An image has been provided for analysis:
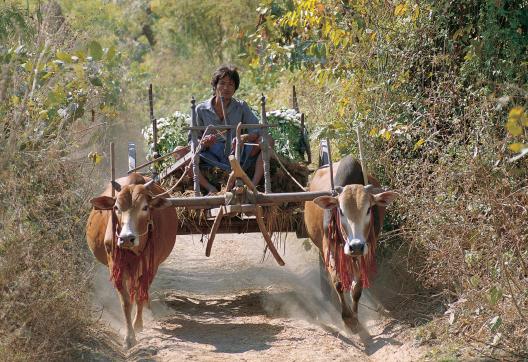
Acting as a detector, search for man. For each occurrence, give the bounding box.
[192,65,264,193]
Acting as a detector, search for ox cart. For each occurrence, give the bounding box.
[92,85,389,349]
[117,85,338,267]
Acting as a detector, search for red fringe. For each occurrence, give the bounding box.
[325,208,377,291]
[110,211,155,303]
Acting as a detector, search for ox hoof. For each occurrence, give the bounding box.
[134,322,143,333]
[343,316,359,331]
[124,335,137,350]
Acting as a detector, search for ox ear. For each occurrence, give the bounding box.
[313,196,339,210]
[372,191,398,207]
[148,196,172,209]
[90,196,115,210]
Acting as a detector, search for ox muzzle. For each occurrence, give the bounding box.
[344,238,366,256]
[117,231,137,249]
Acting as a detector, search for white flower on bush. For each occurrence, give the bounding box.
[142,111,191,161]
[142,108,306,164]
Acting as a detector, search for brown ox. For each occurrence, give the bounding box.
[304,156,397,328]
[86,173,176,348]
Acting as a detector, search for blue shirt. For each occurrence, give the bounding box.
[194,96,260,140]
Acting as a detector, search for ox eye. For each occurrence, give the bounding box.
[366,207,371,216]
[142,205,148,211]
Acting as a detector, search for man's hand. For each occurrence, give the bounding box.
[240,133,259,143]
[201,134,216,147]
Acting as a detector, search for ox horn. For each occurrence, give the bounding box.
[364,184,383,194]
[111,181,122,192]
[144,179,155,189]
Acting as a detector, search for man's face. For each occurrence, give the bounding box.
[215,75,236,101]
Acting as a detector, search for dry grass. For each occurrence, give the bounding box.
[374,125,528,358]
[0,4,123,360]
[0,146,120,361]
[293,71,528,357]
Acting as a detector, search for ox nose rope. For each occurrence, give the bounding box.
[113,212,153,248]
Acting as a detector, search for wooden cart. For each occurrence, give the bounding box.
[120,86,334,267]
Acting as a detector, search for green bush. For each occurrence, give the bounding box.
[252,0,528,357]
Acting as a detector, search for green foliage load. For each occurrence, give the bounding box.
[142,111,190,159]
[266,108,305,162]
[142,108,306,164]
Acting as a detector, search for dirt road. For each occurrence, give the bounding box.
[93,232,428,361]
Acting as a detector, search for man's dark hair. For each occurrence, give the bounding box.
[211,65,240,93]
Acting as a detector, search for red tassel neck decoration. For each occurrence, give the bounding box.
[110,210,155,303]
[324,207,377,292]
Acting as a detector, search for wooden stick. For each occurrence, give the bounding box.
[255,205,285,266]
[149,84,157,156]
[292,85,299,112]
[300,113,312,164]
[165,190,335,208]
[228,156,258,194]
[260,94,271,193]
[205,206,225,257]
[110,142,115,198]
[235,122,242,162]
[186,124,272,131]
[356,125,369,185]
[190,96,201,196]
[326,139,335,193]
[127,148,184,174]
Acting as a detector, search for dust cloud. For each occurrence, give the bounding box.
[148,231,386,335]
[91,264,126,335]
[91,262,173,339]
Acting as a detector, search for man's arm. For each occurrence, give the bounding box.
[189,107,216,147]
[241,101,260,138]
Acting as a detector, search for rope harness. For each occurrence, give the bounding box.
[325,207,377,292]
[110,209,155,303]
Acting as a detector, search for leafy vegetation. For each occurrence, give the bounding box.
[266,109,306,161]
[1,0,526,359]
[0,1,123,360]
[251,0,528,358]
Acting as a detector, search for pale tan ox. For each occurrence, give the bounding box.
[86,173,176,348]
[304,156,397,328]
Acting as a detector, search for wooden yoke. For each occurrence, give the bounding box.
[205,155,285,266]
[228,154,258,194]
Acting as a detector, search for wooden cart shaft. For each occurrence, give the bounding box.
[165,190,333,208]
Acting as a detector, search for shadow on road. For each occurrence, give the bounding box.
[154,319,282,353]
